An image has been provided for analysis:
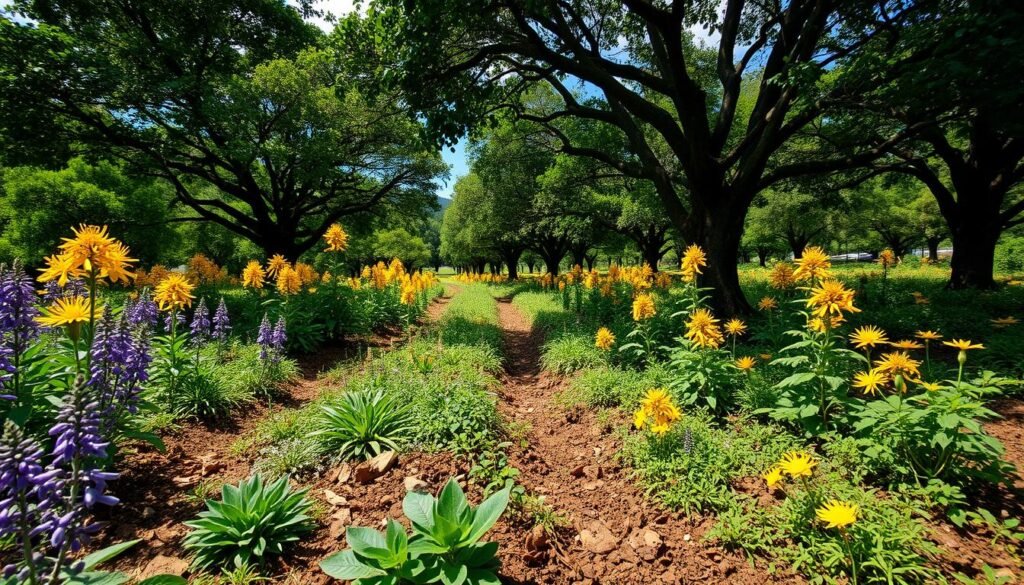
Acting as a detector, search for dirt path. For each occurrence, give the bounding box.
[490,298,794,584]
[102,291,455,581]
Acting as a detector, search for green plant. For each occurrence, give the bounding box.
[251,437,321,478]
[320,478,510,585]
[953,564,1013,585]
[965,508,1023,552]
[218,562,271,585]
[170,368,244,420]
[539,334,605,375]
[315,388,414,461]
[183,474,314,571]
[184,479,224,507]
[667,338,743,414]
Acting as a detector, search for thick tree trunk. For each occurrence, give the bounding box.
[639,241,666,272]
[949,220,999,289]
[687,197,752,315]
[585,254,597,271]
[542,254,561,276]
[756,246,769,267]
[500,247,523,280]
[526,260,536,274]
[926,238,941,262]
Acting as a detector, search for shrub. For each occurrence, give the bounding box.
[995,235,1024,274]
[213,343,298,398]
[171,368,246,420]
[315,389,414,461]
[184,474,314,571]
[320,478,509,585]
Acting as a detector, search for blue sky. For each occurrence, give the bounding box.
[439,139,468,200]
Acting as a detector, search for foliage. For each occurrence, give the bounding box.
[539,334,606,375]
[315,389,414,461]
[183,475,314,571]
[320,478,509,585]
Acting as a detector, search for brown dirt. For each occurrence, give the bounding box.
[485,297,799,584]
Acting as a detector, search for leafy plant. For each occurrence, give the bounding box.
[183,474,314,571]
[320,478,510,585]
[315,388,414,461]
[539,334,605,375]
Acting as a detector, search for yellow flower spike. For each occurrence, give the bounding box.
[153,273,195,312]
[632,293,656,322]
[680,244,707,282]
[757,296,779,311]
[685,308,724,349]
[779,451,817,478]
[816,500,858,529]
[266,254,289,277]
[763,466,784,488]
[849,325,888,350]
[877,249,897,269]
[914,330,942,341]
[852,369,889,396]
[735,356,756,371]
[793,246,832,282]
[595,327,615,350]
[241,260,266,289]
[275,266,302,296]
[635,388,681,435]
[38,224,136,286]
[768,262,796,290]
[323,223,349,252]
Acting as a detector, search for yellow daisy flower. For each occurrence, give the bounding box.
[816,500,858,529]
[852,369,889,396]
[849,325,888,350]
[779,451,817,478]
[595,327,616,350]
[793,246,832,281]
[685,308,724,349]
[323,223,349,252]
[153,273,195,312]
[37,296,94,328]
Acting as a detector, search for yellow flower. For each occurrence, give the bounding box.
[323,223,349,252]
[241,260,266,289]
[759,353,773,361]
[768,262,796,289]
[266,254,289,277]
[942,339,984,351]
[889,339,924,350]
[806,279,859,320]
[680,244,707,282]
[915,330,942,341]
[763,466,784,488]
[685,308,724,349]
[918,381,943,392]
[852,369,889,396]
[36,296,94,328]
[911,291,930,305]
[735,356,756,371]
[276,266,302,296]
[875,351,922,381]
[632,293,656,321]
[595,327,616,350]
[724,318,747,336]
[991,316,1018,328]
[153,273,195,312]
[758,296,779,311]
[793,246,832,281]
[816,500,858,529]
[877,249,897,269]
[779,451,817,478]
[38,224,136,285]
[294,263,318,285]
[850,325,888,350]
[636,388,682,435]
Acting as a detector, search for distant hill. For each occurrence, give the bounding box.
[435,195,452,217]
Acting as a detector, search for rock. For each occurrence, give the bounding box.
[580,521,618,554]
[642,529,662,549]
[171,475,196,487]
[683,533,691,542]
[404,476,430,494]
[139,555,188,580]
[353,451,398,484]
[329,508,352,539]
[323,489,347,507]
[582,480,604,491]
[141,506,155,519]
[335,464,352,484]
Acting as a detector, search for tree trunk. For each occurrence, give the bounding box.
[756,246,769,267]
[639,241,666,272]
[542,254,561,276]
[687,197,752,315]
[526,260,536,274]
[926,238,941,262]
[949,220,999,288]
[585,254,597,271]
[500,248,523,280]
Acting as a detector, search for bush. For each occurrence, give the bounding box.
[563,365,673,408]
[184,474,314,571]
[995,235,1024,274]
[170,367,246,420]
[213,343,298,398]
[315,389,414,461]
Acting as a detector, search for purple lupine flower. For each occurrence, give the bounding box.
[257,314,273,361]
[126,291,159,330]
[0,261,41,381]
[49,378,109,465]
[0,420,50,580]
[65,279,88,298]
[41,280,63,304]
[90,312,149,436]
[190,298,211,343]
[271,317,287,351]
[164,310,185,333]
[212,298,230,342]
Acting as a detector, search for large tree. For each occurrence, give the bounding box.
[0,1,445,259]
[374,0,921,312]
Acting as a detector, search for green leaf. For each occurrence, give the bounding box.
[404,491,436,532]
[320,550,383,580]
[136,577,188,585]
[80,539,141,570]
[463,488,509,545]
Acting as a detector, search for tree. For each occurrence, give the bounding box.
[838,0,1024,287]
[745,187,833,259]
[376,0,920,312]
[0,158,175,265]
[440,174,496,273]
[0,2,445,259]
[372,227,432,270]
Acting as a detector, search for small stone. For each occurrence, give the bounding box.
[171,475,196,487]
[580,521,618,554]
[335,464,352,484]
[353,451,399,484]
[323,489,347,507]
[141,506,155,519]
[404,476,430,494]
[683,533,691,542]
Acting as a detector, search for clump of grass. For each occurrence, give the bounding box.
[540,334,606,375]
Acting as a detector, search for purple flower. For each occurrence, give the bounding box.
[50,378,109,465]
[272,317,287,351]
[126,291,158,330]
[0,261,41,382]
[164,311,185,333]
[41,280,63,304]
[190,298,211,343]
[257,314,273,361]
[90,312,150,436]
[212,298,230,342]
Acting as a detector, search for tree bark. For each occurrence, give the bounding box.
[687,196,753,315]
[756,246,769,267]
[949,216,999,288]
[926,237,941,262]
